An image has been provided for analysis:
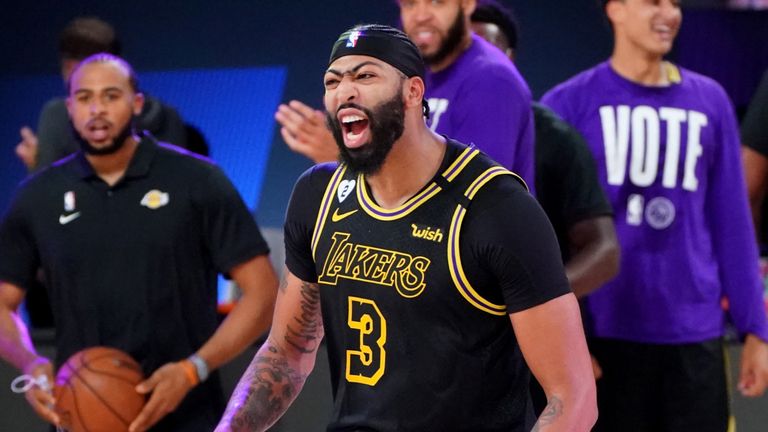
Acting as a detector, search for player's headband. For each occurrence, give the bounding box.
[329,24,425,80]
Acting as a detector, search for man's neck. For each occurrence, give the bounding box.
[365,122,446,209]
[610,43,668,86]
[428,32,474,74]
[85,136,140,186]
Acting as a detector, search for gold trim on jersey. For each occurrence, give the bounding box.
[312,164,348,259]
[356,146,478,221]
[448,166,519,316]
[442,147,479,181]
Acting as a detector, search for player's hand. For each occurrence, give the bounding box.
[738,333,768,397]
[15,126,39,170]
[129,361,194,432]
[22,356,59,426]
[590,354,603,380]
[275,100,339,164]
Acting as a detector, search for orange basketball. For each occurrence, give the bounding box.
[54,346,146,432]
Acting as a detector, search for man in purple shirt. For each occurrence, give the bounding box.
[542,1,768,431]
[275,0,535,190]
[399,0,534,188]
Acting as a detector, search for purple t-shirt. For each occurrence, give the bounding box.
[542,61,768,344]
[425,34,535,191]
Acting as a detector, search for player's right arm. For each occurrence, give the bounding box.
[215,269,324,432]
[0,281,59,425]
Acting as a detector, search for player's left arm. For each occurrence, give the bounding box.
[129,258,278,432]
[511,294,597,431]
[705,86,768,397]
[129,165,280,432]
[470,177,596,429]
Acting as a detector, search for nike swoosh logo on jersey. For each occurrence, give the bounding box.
[331,208,358,223]
[59,212,81,225]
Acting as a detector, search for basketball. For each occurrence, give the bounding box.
[53,347,146,432]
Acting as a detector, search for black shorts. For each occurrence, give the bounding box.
[589,337,731,432]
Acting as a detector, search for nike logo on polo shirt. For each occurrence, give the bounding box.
[59,212,81,225]
[331,208,358,223]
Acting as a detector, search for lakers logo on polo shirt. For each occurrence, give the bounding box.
[141,189,170,209]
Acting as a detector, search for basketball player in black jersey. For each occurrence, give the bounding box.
[216,24,596,432]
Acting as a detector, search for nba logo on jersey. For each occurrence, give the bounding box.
[346,30,361,48]
[64,191,76,212]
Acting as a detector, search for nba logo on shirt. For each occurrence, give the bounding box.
[64,191,76,212]
[627,194,644,226]
[346,30,361,48]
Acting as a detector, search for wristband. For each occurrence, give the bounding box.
[179,360,199,386]
[187,354,209,383]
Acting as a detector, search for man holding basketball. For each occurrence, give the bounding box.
[0,54,278,431]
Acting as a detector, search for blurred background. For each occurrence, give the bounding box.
[1,0,766,430]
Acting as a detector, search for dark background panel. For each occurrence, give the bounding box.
[1,1,764,226]
[0,0,610,227]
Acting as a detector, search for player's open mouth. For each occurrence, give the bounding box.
[87,119,112,142]
[411,28,436,47]
[339,111,370,149]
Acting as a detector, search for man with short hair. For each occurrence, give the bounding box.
[542,1,768,430]
[16,17,187,172]
[216,24,596,432]
[0,53,278,432]
[276,0,534,191]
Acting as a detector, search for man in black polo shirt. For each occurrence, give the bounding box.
[0,54,278,432]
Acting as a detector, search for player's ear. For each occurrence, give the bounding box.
[404,76,425,112]
[132,92,145,116]
[605,0,625,27]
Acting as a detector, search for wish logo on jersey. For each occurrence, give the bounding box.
[319,232,431,298]
[411,223,443,242]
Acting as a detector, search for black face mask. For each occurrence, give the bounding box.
[70,116,137,156]
[327,92,405,176]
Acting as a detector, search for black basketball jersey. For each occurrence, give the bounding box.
[308,141,533,431]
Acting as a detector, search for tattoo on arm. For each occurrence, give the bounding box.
[227,343,306,431]
[531,396,563,432]
[285,281,322,354]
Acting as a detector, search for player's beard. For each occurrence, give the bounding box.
[327,93,405,176]
[422,7,466,67]
[71,117,136,156]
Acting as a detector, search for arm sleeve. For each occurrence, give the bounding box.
[284,165,334,283]
[451,68,536,191]
[463,177,571,313]
[0,189,40,290]
[195,164,269,275]
[707,86,768,342]
[741,71,768,155]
